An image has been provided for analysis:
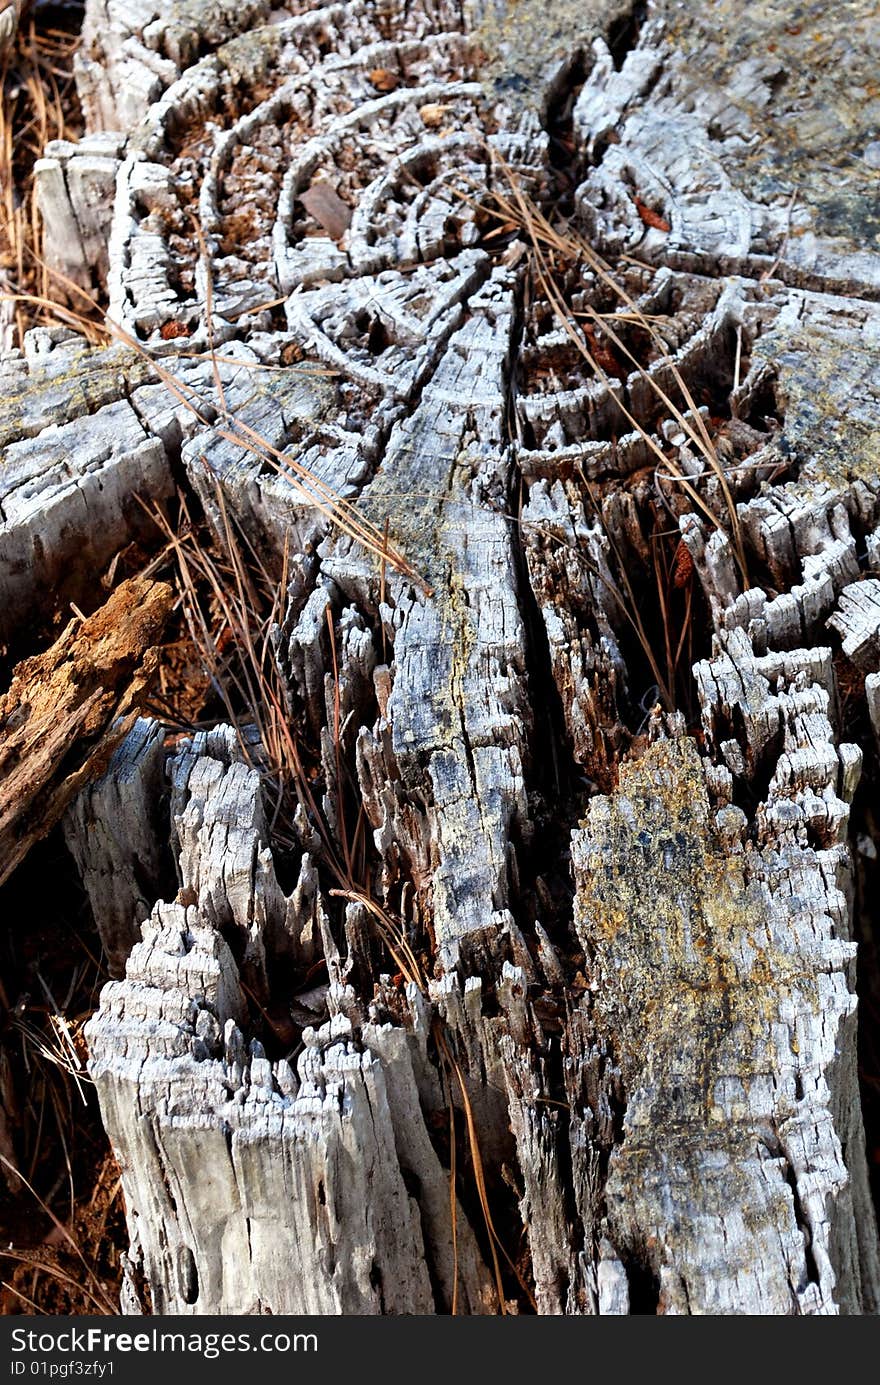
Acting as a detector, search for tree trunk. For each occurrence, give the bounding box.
[4,0,880,1314]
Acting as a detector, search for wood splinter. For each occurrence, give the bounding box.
[0,575,173,889]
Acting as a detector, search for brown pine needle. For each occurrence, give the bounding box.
[0,1156,117,1314]
[0,265,431,594]
[448,1093,460,1316]
[148,487,531,1314]
[462,151,751,588]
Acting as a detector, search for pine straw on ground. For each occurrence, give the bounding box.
[0,2,85,350]
[0,832,124,1315]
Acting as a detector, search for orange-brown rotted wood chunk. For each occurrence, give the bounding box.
[0,575,173,888]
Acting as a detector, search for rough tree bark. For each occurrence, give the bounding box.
[3,0,880,1314]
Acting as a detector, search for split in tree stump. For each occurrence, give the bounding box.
[2,0,880,1315]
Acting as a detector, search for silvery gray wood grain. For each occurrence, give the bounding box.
[12,0,880,1315]
[62,717,167,976]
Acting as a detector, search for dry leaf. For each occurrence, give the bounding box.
[369,68,399,92]
[634,196,671,232]
[419,103,452,128]
[672,542,694,589]
[300,182,353,241]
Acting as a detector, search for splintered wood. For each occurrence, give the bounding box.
[0,577,173,888]
[3,0,880,1315]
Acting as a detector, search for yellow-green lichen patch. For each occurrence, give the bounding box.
[574,736,819,1125]
[571,734,853,1303]
[0,345,153,455]
[470,0,632,110]
[663,0,880,256]
[751,308,880,493]
[443,558,478,714]
[358,434,455,598]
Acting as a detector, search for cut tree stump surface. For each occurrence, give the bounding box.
[3,0,880,1314]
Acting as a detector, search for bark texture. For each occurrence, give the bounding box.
[4,0,880,1315]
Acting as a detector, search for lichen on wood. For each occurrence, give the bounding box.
[3,0,880,1316]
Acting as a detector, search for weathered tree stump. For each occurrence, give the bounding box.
[4,0,880,1314]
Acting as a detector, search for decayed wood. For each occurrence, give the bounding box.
[34,134,124,295]
[0,1,23,60]
[573,717,874,1313]
[3,0,880,1316]
[0,575,172,888]
[62,716,168,976]
[0,333,169,643]
[74,0,275,133]
[0,330,279,644]
[829,582,880,672]
[86,725,496,1314]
